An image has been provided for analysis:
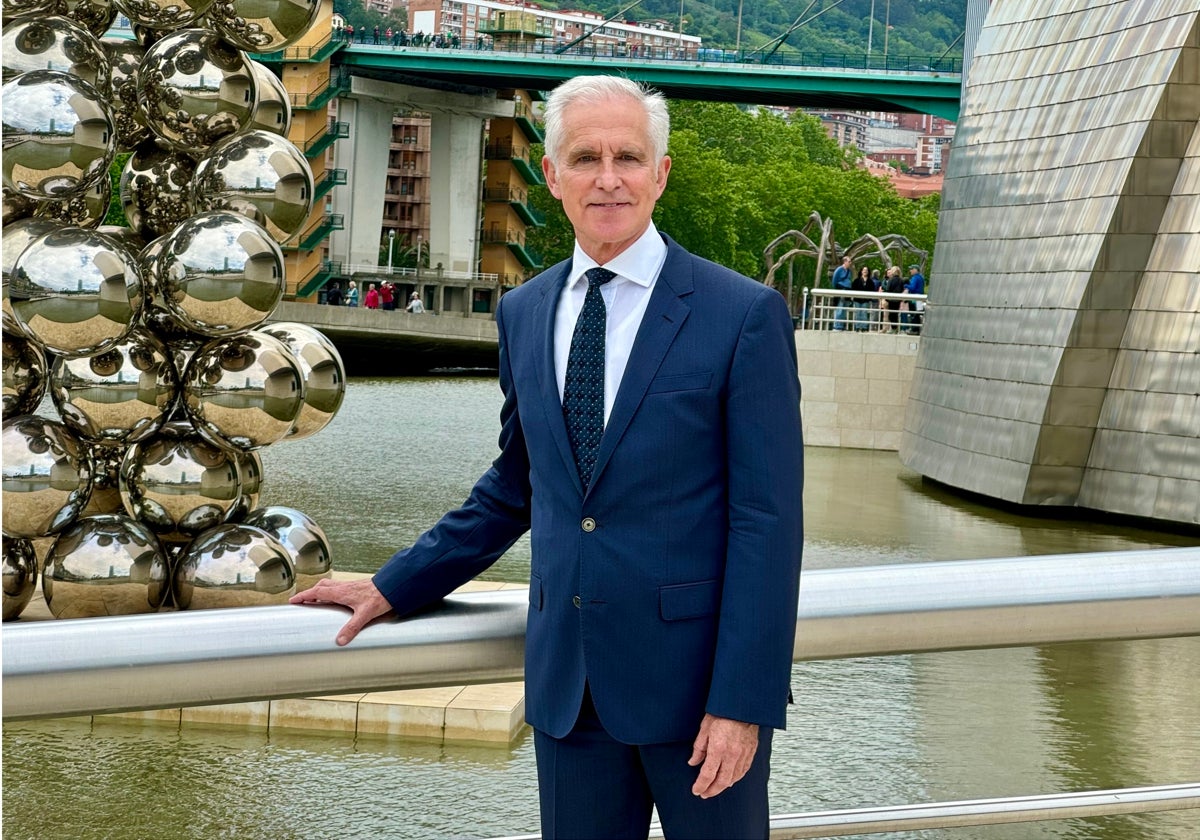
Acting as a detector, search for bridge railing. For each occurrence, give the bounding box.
[800,287,927,333]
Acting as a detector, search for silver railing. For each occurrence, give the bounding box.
[800,287,928,332]
[341,263,502,284]
[5,548,1199,836]
[5,547,1199,720]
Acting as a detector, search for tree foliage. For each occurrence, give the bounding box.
[526,100,939,288]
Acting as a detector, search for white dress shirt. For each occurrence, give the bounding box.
[554,224,668,425]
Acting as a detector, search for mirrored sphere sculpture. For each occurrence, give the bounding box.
[3,217,61,337]
[1,0,118,38]
[191,130,313,245]
[247,60,291,137]
[2,329,48,416]
[8,226,143,357]
[183,331,304,450]
[3,185,38,226]
[120,141,198,239]
[3,536,39,620]
[159,210,284,336]
[1,70,115,199]
[137,235,205,348]
[42,513,169,617]
[175,522,294,609]
[101,36,150,149]
[80,441,127,516]
[50,330,177,444]
[113,0,216,30]
[257,322,345,440]
[206,0,322,52]
[32,173,111,228]
[2,415,92,538]
[1,15,111,91]
[137,28,257,153]
[226,447,262,520]
[241,505,330,590]
[119,420,242,545]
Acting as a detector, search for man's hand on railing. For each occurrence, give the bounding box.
[290,577,394,646]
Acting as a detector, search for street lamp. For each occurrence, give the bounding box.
[387,229,395,274]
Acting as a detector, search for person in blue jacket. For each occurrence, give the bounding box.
[292,75,804,840]
[903,264,926,333]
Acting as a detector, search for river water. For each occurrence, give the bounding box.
[4,377,1198,840]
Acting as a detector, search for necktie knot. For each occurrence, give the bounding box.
[585,267,616,289]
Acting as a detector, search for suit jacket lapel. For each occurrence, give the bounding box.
[532,261,584,494]
[589,240,693,493]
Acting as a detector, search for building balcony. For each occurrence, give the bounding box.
[511,101,544,144]
[482,186,545,227]
[287,213,344,252]
[483,142,544,185]
[313,168,347,202]
[251,30,345,64]
[289,69,349,111]
[303,120,349,159]
[481,228,542,270]
[295,259,343,299]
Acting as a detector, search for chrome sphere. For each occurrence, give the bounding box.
[247,60,291,137]
[137,29,257,153]
[120,141,197,239]
[159,210,284,336]
[2,536,39,620]
[42,513,169,617]
[118,420,242,545]
[3,217,61,338]
[175,522,294,609]
[8,226,143,358]
[0,0,118,38]
[80,441,127,516]
[256,322,345,440]
[241,505,330,590]
[206,0,321,52]
[1,70,115,200]
[183,331,304,450]
[1,15,111,91]
[137,235,205,347]
[113,0,216,30]
[191,130,313,245]
[226,447,262,520]
[1,415,92,538]
[32,172,111,228]
[2,329,48,416]
[49,330,177,445]
[3,185,37,226]
[101,37,150,149]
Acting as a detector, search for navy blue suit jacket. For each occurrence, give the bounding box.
[374,235,804,744]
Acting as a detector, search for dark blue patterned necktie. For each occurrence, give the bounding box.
[563,267,616,491]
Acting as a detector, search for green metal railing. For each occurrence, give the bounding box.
[287,213,344,251]
[303,120,349,159]
[252,29,345,64]
[313,168,347,202]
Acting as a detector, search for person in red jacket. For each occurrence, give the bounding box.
[364,283,380,309]
[380,281,395,311]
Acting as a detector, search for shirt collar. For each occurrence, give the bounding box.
[567,223,666,292]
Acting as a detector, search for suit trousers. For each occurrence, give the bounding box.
[534,686,773,840]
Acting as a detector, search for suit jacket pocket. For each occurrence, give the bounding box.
[659,579,721,621]
[529,573,543,611]
[646,371,712,395]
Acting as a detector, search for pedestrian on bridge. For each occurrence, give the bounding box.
[293,74,803,840]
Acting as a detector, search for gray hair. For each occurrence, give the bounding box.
[542,75,670,166]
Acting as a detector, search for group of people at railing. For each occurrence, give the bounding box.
[340,24,465,49]
[322,279,427,313]
[807,256,926,333]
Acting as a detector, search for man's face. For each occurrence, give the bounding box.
[543,95,671,264]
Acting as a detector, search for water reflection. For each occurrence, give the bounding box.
[4,377,1197,840]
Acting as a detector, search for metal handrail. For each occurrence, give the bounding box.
[490,784,1200,839]
[5,548,1199,720]
[801,287,928,331]
[342,263,500,284]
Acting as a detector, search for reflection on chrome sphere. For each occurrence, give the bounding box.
[175,523,294,609]
[191,130,314,245]
[247,60,290,137]
[114,0,216,30]
[49,330,177,445]
[8,226,143,357]
[137,29,257,153]
[101,36,149,148]
[80,441,127,516]
[1,15,111,91]
[2,0,119,38]
[137,235,206,348]
[3,185,37,226]
[256,322,345,440]
[2,70,114,200]
[43,513,169,617]
[33,173,111,228]
[1,415,92,538]
[120,141,198,239]
[225,447,262,521]
[2,329,48,416]
[3,217,62,339]
[118,420,242,544]
[3,536,39,620]
[242,505,331,590]
[206,0,321,52]
[184,331,304,450]
[159,210,284,336]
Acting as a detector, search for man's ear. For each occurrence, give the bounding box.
[543,156,562,199]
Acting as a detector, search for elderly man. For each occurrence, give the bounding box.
[292,75,804,839]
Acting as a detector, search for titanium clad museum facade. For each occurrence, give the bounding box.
[900,0,1200,527]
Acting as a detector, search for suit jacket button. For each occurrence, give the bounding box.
[572,595,582,608]
[581,517,596,532]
